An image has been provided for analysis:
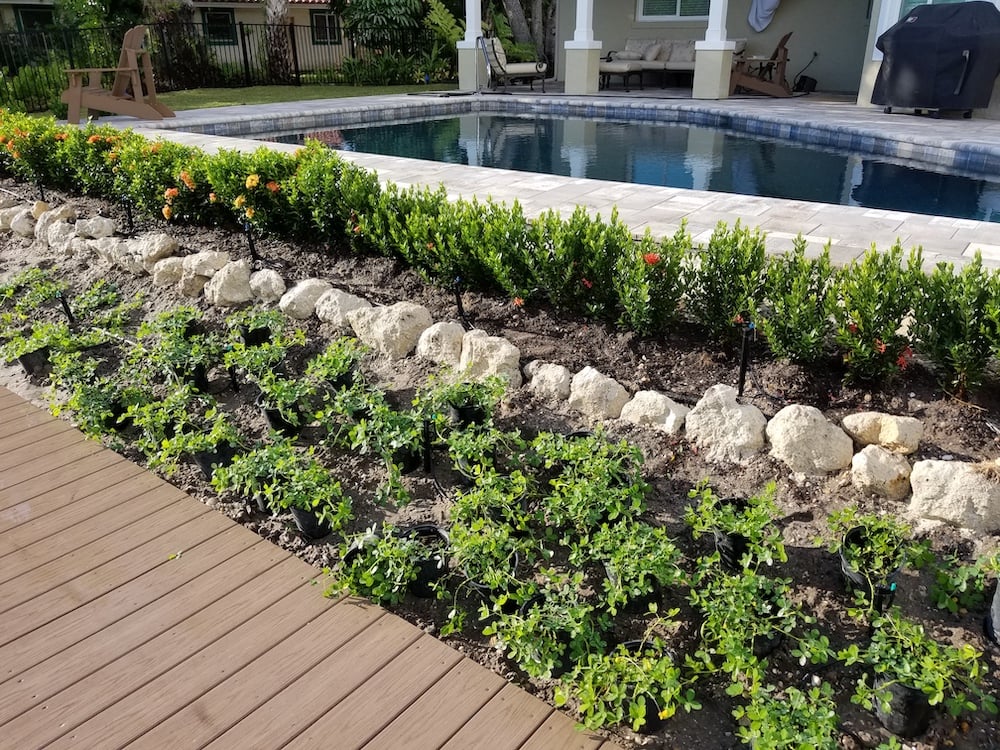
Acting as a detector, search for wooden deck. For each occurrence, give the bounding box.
[0,386,618,749]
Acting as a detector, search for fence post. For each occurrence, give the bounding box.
[62,28,77,70]
[288,23,301,86]
[239,22,252,86]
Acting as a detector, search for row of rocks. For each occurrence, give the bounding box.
[5,201,999,535]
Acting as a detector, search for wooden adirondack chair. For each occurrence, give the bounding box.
[730,31,794,98]
[61,25,175,124]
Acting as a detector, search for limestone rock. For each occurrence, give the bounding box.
[182,251,229,278]
[316,288,372,331]
[152,257,185,287]
[75,215,116,239]
[909,459,1000,533]
[34,204,76,244]
[567,366,628,420]
[348,301,433,360]
[279,278,333,320]
[91,237,120,265]
[416,321,465,366]
[459,329,523,387]
[767,404,854,475]
[851,445,912,500]
[110,240,144,275]
[249,269,286,304]
[31,201,49,220]
[47,221,77,256]
[686,384,767,464]
[842,411,923,454]
[204,260,253,307]
[0,206,24,230]
[133,233,180,272]
[10,209,35,238]
[620,391,690,435]
[0,195,19,209]
[178,273,209,297]
[528,362,572,402]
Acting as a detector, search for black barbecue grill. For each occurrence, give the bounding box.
[872,1,1000,117]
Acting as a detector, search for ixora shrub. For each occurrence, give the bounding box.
[910,252,1000,398]
[613,225,688,336]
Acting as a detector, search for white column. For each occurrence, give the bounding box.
[704,0,729,43]
[457,0,484,91]
[693,0,735,99]
[573,0,595,42]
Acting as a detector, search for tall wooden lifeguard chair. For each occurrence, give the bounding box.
[61,25,175,124]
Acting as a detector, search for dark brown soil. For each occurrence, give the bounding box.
[3,183,1000,750]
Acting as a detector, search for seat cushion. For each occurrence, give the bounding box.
[600,61,642,73]
[669,40,696,63]
[614,50,643,61]
[504,62,546,76]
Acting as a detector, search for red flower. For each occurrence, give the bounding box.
[847,323,859,334]
[643,252,661,265]
[581,277,593,289]
[266,180,280,193]
[874,339,887,354]
[897,345,913,369]
[512,297,524,308]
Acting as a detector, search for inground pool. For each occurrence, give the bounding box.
[265,113,1000,223]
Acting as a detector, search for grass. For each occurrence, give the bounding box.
[157,83,459,111]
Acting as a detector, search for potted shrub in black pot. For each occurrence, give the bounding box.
[415,371,507,433]
[733,681,840,749]
[838,607,996,738]
[255,371,314,437]
[304,335,367,394]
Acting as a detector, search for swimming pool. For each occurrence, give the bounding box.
[268,113,1000,223]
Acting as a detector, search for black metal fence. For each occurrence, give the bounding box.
[0,22,444,113]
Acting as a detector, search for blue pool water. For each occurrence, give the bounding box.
[271,114,1000,223]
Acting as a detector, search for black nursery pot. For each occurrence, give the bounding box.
[711,496,752,572]
[17,346,50,379]
[447,401,487,428]
[398,524,450,598]
[240,325,272,347]
[392,444,425,475]
[257,395,303,438]
[840,527,901,613]
[290,506,332,540]
[620,640,671,734]
[874,679,934,738]
[983,581,1000,646]
[191,441,238,480]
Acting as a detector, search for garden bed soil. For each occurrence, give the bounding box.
[3,183,1000,750]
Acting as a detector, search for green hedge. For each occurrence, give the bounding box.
[2,110,999,394]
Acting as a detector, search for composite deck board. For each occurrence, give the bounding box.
[440,683,555,750]
[0,524,258,683]
[0,448,132,510]
[358,658,507,750]
[0,488,197,612]
[124,598,386,748]
[0,539,283,722]
[0,474,181,571]
[519,713,609,749]
[44,577,335,749]
[0,386,621,750]
[204,615,425,749]
[286,634,466,749]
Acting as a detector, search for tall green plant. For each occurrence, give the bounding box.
[829,242,923,383]
[683,221,767,343]
[756,239,835,364]
[613,226,687,336]
[910,252,1000,398]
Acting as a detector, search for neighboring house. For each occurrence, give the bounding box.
[456,0,1000,117]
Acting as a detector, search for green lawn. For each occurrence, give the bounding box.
[157,83,459,111]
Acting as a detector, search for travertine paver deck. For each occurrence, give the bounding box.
[0,386,616,749]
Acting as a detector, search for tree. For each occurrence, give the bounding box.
[265,0,293,83]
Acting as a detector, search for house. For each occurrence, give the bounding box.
[456,0,1000,118]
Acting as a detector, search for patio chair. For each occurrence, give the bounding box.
[61,25,175,124]
[478,36,548,92]
[729,31,793,98]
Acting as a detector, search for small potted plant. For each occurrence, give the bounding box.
[256,371,315,436]
[733,681,840,749]
[826,507,921,613]
[132,306,224,391]
[162,406,244,479]
[415,370,507,432]
[304,335,367,393]
[333,522,445,604]
[223,307,306,385]
[556,628,699,733]
[685,480,787,571]
[447,516,530,609]
[444,423,526,486]
[838,607,997,738]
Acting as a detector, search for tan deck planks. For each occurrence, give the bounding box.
[0,385,621,750]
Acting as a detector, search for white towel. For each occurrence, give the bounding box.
[749,0,781,32]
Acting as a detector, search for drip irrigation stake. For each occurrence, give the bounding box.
[453,277,473,330]
[736,314,753,397]
[422,419,433,473]
[36,180,46,202]
[121,198,135,235]
[56,291,77,328]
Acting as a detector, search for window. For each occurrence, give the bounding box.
[898,0,966,19]
[636,0,710,21]
[202,9,237,45]
[310,11,341,45]
[15,6,54,30]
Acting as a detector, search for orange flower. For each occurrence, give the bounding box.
[150,143,161,154]
[643,252,661,265]
[426,242,435,250]
[896,345,913,369]
[244,207,255,220]
[164,187,180,200]
[53,132,67,141]
[11,151,19,159]
[108,151,118,161]
[245,173,260,189]
[233,195,246,208]
[209,192,217,203]
[179,171,195,190]
[87,134,101,144]
[512,297,524,308]
[0,136,6,144]
[265,180,279,193]
[352,224,361,234]
[874,339,887,354]
[162,205,172,220]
